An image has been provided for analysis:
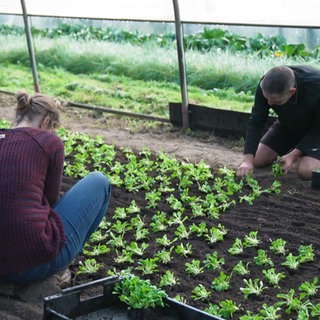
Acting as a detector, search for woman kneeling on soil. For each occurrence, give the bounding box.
[0,90,111,284]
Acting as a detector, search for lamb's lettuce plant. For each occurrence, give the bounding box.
[238,310,262,319]
[228,238,244,255]
[298,277,319,298]
[267,180,282,194]
[262,268,286,287]
[218,299,241,319]
[185,259,204,276]
[243,231,261,248]
[159,270,180,287]
[259,303,282,319]
[113,274,167,310]
[166,195,184,212]
[298,244,314,263]
[82,243,110,256]
[232,260,250,276]
[134,226,150,241]
[77,258,101,275]
[203,251,224,271]
[173,295,187,304]
[156,234,177,247]
[281,253,301,270]
[150,211,168,232]
[126,242,149,256]
[111,220,131,234]
[311,303,320,317]
[240,279,267,299]
[175,242,193,257]
[205,224,227,244]
[276,288,302,315]
[130,215,145,229]
[190,201,206,217]
[98,217,111,230]
[114,249,134,264]
[204,303,221,318]
[136,257,159,275]
[211,271,232,292]
[126,200,141,214]
[167,211,188,226]
[180,187,197,203]
[191,284,211,301]
[174,224,191,239]
[107,232,127,249]
[145,190,161,208]
[253,249,274,266]
[272,157,284,177]
[0,118,11,128]
[88,229,109,242]
[154,247,174,264]
[190,222,208,237]
[113,207,127,220]
[269,238,287,255]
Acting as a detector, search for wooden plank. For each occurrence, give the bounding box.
[169,102,276,138]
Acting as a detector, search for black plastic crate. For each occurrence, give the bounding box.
[43,276,224,320]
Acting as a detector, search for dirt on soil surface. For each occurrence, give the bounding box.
[0,91,319,320]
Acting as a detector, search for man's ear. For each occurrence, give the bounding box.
[289,87,296,95]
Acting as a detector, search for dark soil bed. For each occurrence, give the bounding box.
[64,146,320,320]
[0,91,319,319]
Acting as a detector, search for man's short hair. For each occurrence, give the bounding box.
[260,66,295,95]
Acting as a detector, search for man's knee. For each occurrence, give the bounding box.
[253,144,277,168]
[296,157,320,180]
[296,165,312,180]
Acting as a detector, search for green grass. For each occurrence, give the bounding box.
[0,63,253,117]
[1,34,319,117]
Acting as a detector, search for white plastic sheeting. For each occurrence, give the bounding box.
[1,0,320,27]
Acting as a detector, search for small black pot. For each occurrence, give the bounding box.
[311,170,320,190]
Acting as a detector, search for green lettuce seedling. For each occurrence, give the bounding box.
[113,275,167,310]
[272,157,284,177]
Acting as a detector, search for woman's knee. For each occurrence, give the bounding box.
[92,171,110,193]
[87,171,107,181]
[79,172,111,208]
[87,172,110,189]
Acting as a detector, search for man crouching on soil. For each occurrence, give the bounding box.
[237,65,320,180]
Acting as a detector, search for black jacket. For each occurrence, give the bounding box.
[244,65,320,155]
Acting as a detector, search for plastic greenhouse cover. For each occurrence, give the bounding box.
[1,0,320,27]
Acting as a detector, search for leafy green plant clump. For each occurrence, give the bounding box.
[113,274,167,310]
[272,157,284,177]
[2,23,319,59]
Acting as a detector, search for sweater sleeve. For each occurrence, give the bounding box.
[43,136,64,205]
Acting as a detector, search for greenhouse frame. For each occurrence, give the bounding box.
[1,0,320,128]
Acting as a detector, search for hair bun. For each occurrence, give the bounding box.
[15,89,32,112]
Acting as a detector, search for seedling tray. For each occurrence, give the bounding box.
[43,276,224,320]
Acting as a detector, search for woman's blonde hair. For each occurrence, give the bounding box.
[15,90,61,130]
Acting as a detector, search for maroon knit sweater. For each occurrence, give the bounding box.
[0,127,66,276]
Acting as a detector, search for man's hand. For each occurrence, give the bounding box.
[236,154,254,178]
[280,148,302,173]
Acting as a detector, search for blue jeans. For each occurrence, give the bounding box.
[2,172,111,284]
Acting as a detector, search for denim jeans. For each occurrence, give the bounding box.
[1,171,111,284]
